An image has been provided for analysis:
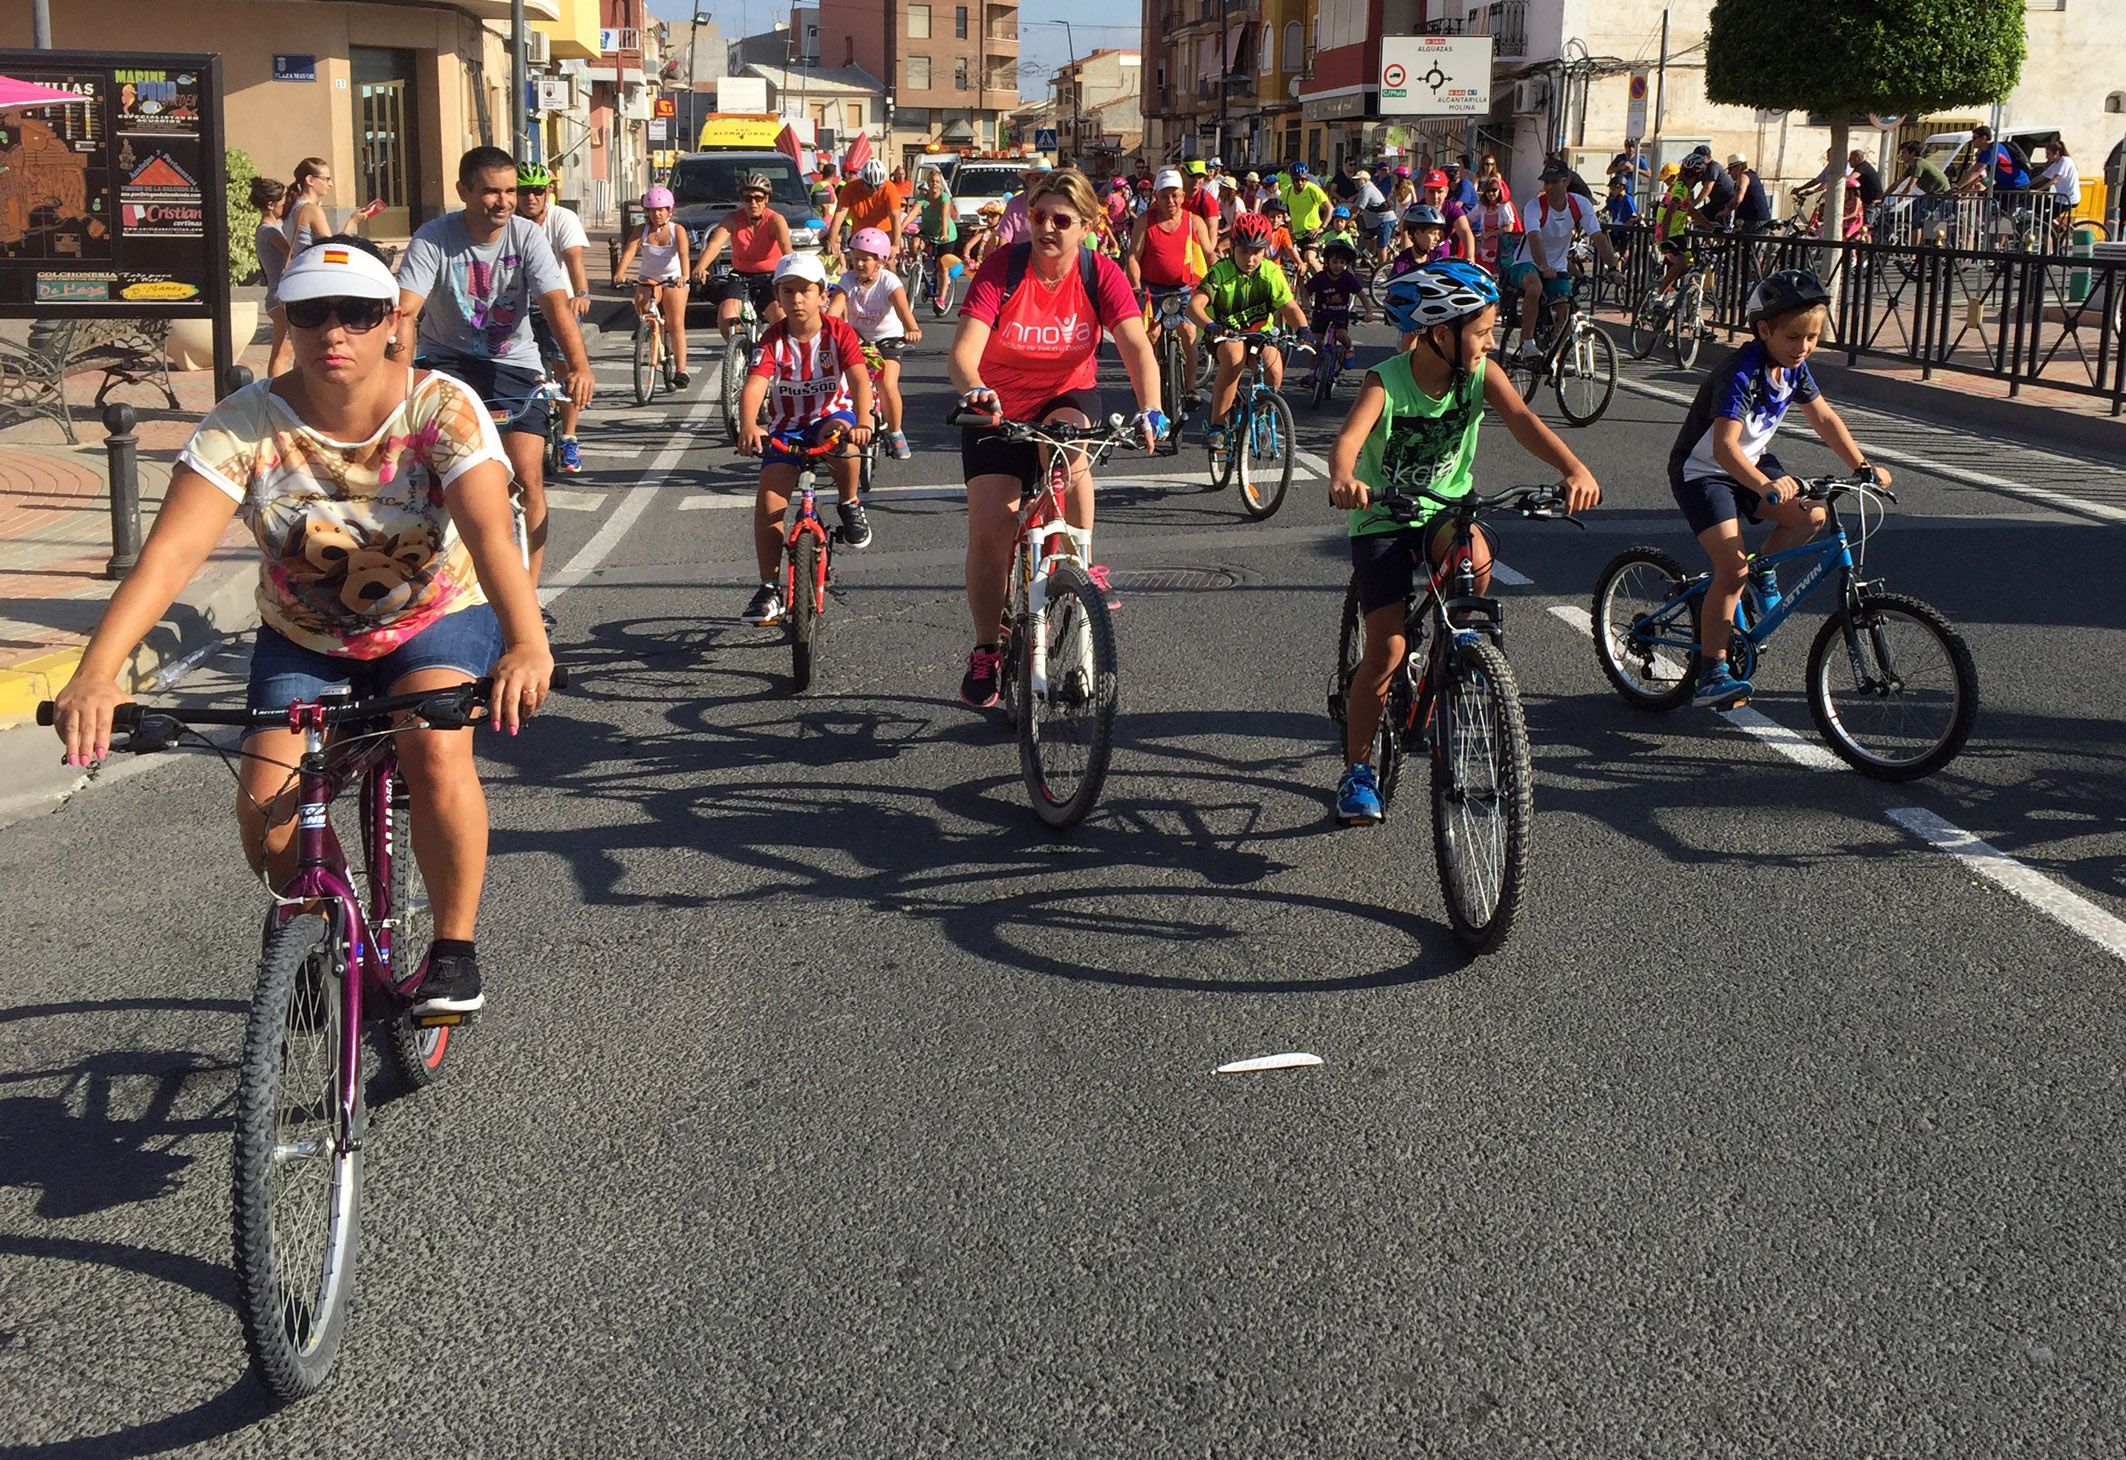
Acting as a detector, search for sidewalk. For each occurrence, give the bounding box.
[0,288,632,732]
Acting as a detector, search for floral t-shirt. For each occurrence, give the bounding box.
[178,371,507,659]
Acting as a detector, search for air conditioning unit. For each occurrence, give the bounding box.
[525,30,552,66]
[1511,76,1549,115]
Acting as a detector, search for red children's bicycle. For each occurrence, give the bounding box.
[744,419,865,692]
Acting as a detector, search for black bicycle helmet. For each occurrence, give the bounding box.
[1746,268,1832,324]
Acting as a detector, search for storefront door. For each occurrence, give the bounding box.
[351,47,423,237]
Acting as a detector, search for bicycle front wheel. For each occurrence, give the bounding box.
[933,260,960,316]
[1329,575,1363,736]
[1591,546,1699,710]
[1671,284,1705,368]
[789,531,823,693]
[1017,562,1118,828]
[1628,292,1663,359]
[232,913,362,1400]
[721,331,748,442]
[1805,591,1978,780]
[1237,389,1294,519]
[1555,324,1617,426]
[1430,640,1533,954]
[633,321,656,405]
[1159,327,1183,425]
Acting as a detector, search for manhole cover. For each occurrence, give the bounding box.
[1103,567,1240,592]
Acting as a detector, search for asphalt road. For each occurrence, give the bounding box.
[3,303,2123,1457]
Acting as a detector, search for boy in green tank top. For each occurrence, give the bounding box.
[1326,259,1601,826]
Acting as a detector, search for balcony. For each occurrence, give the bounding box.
[987,20,1018,39]
[599,26,643,54]
[1485,0,1526,59]
[1422,17,1464,35]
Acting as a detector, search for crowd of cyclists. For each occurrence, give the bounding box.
[48,137,1897,1012]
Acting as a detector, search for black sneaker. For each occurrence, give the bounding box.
[959,646,1004,709]
[742,584,783,625]
[407,952,483,1017]
[838,499,873,548]
[672,370,691,388]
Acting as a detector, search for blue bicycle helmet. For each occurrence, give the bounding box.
[1382,258,1499,334]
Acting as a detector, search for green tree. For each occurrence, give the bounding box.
[224,146,263,290]
[1707,0,2026,237]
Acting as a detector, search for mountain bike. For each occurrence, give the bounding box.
[1204,327,1307,520]
[713,266,765,443]
[742,419,865,693]
[906,234,962,316]
[951,409,1152,827]
[1147,289,1197,447]
[1590,472,1978,779]
[1305,309,1366,410]
[483,378,570,496]
[1508,278,1617,426]
[629,293,676,406]
[38,671,568,1399]
[1628,254,1717,367]
[1327,482,1580,952]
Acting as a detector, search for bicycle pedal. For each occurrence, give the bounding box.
[413,1010,470,1029]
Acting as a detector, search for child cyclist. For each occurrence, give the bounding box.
[829,226,922,460]
[1328,261,1601,825]
[1188,211,1312,465]
[1299,235,1366,389]
[737,253,876,626]
[611,185,691,386]
[1667,268,1891,710]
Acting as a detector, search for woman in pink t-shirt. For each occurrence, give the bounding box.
[946,170,1164,710]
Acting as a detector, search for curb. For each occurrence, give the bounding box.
[1590,317,2126,463]
[0,556,257,730]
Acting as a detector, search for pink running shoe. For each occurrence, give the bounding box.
[1086,564,1121,612]
[959,646,1004,708]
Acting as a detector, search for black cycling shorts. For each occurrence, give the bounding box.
[719,271,778,315]
[961,388,1102,489]
[1348,519,1496,615]
[1671,453,1783,536]
[870,337,906,360]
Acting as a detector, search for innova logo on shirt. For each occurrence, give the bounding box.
[1004,312,1095,349]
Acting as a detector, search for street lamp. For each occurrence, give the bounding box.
[1028,19,1078,160]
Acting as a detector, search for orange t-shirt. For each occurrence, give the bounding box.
[838,180,906,235]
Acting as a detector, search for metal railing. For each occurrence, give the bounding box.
[600,27,642,54]
[1610,221,2126,413]
[1487,0,1526,59]
[1423,18,1464,34]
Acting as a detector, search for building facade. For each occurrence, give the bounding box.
[812,0,1021,160]
[1052,49,1141,166]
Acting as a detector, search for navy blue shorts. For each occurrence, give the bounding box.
[1671,453,1782,536]
[419,355,548,438]
[245,606,504,719]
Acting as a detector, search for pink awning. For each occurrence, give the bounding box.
[0,76,93,111]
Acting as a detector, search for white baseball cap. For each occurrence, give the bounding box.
[773,252,828,287]
[1208,156,1224,168]
[279,240,400,303]
[1155,168,1183,191]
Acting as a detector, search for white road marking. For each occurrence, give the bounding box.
[1549,604,1592,632]
[1491,562,1532,587]
[1887,807,2126,964]
[542,390,717,603]
[1295,448,1332,478]
[1613,375,2126,524]
[541,489,607,512]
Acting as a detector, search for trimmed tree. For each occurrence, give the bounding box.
[1706,0,2026,240]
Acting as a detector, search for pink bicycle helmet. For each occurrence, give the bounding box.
[850,226,893,258]
[642,185,675,209]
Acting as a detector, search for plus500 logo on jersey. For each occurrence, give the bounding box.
[1003,313,1095,349]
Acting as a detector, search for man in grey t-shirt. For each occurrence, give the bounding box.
[392,145,594,588]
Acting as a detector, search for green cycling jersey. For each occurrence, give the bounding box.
[1198,255,1294,330]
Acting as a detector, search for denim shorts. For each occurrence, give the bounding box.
[246,605,504,716]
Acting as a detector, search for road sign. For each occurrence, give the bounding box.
[1868,113,1905,130]
[1377,36,1492,117]
[1626,70,1648,139]
[1035,127,1058,151]
[272,54,316,83]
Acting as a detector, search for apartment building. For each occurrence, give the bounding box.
[813,0,1022,165]
[1052,49,1141,164]
[1142,0,1317,167]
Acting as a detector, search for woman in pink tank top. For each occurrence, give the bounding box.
[690,175,795,341]
[944,170,1167,711]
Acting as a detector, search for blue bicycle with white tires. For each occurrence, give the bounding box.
[1589,471,1978,779]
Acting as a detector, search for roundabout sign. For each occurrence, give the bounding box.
[1377,35,1492,117]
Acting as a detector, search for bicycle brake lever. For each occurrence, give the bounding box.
[123,714,184,753]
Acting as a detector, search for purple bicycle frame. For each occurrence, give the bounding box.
[269,702,424,1150]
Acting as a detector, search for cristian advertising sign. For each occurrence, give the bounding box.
[1377,36,1493,117]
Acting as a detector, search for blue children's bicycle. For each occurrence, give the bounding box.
[1590,471,1978,780]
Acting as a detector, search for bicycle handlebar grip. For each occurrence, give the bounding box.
[949,406,998,429]
[550,665,570,692]
[35,701,53,727]
[33,700,145,731]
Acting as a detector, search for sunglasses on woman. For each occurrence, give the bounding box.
[1031,208,1081,231]
[285,296,393,333]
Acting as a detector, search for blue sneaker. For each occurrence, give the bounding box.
[1335,762,1385,826]
[1749,566,1782,615]
[557,436,583,473]
[1692,664,1753,710]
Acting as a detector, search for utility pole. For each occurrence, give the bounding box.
[32,0,52,46]
[1216,0,1227,162]
[511,0,529,159]
[1652,7,1669,143]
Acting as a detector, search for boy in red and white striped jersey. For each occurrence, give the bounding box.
[737,253,876,626]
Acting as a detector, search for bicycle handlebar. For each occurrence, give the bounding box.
[946,409,1151,445]
[1371,482,1582,525]
[1795,470,1897,505]
[36,668,570,739]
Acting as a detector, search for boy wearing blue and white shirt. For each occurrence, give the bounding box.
[1667,269,1891,710]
